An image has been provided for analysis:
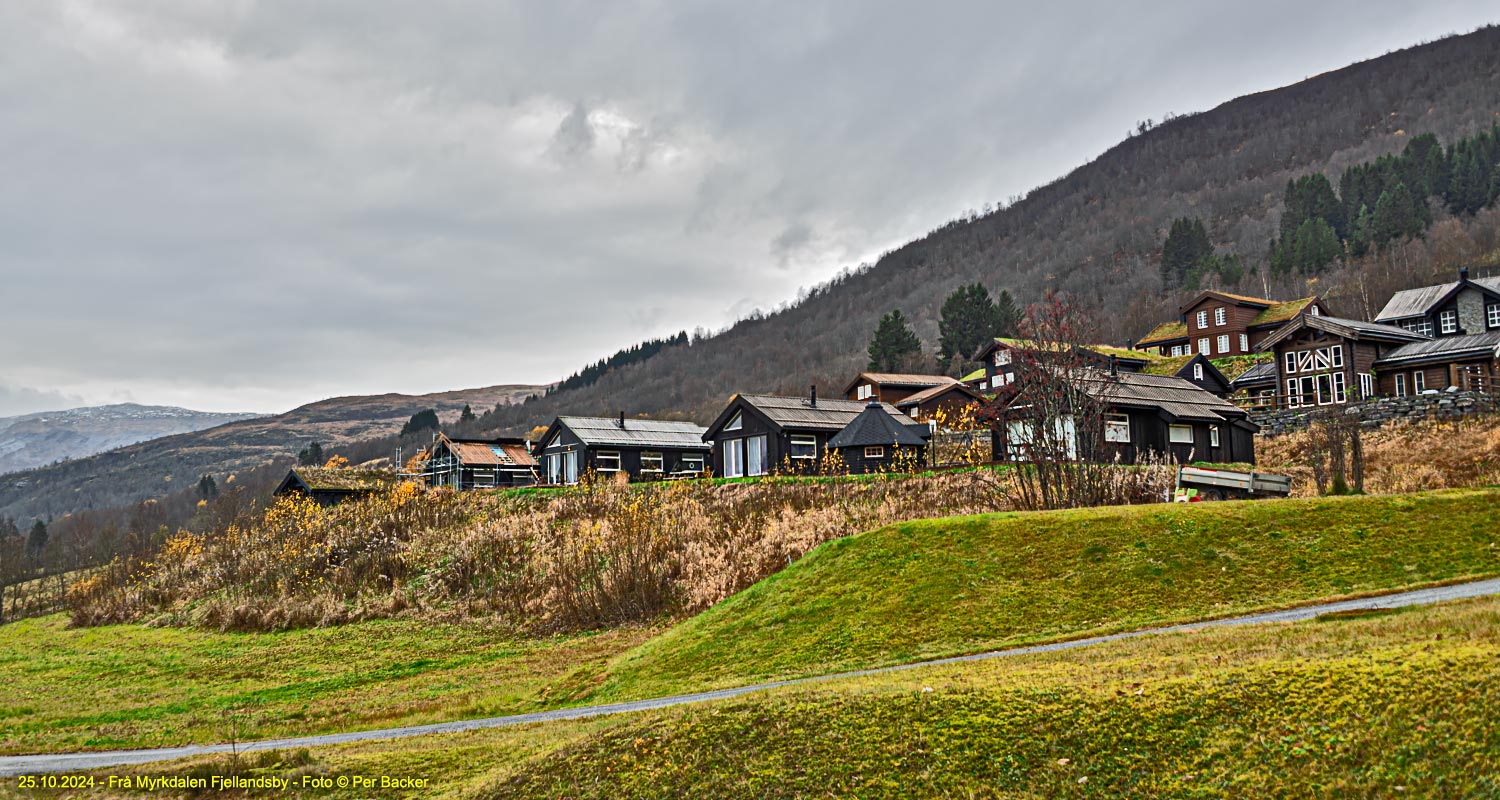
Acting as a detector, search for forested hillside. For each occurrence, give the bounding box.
[470,26,1500,434]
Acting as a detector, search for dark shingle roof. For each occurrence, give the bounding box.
[827,402,930,449]
[841,373,957,395]
[557,416,710,449]
[1256,315,1428,352]
[1373,331,1500,366]
[735,394,910,432]
[1231,361,1279,387]
[1375,276,1500,321]
[1080,371,1249,422]
[893,381,982,408]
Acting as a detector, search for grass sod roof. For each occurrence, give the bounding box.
[1135,320,1188,346]
[1249,296,1319,327]
[285,467,404,493]
[959,368,987,383]
[991,337,1155,363]
[1139,354,1195,377]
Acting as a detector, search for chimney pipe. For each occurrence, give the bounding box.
[809,385,817,407]
[1126,338,1135,351]
[618,411,626,429]
[1461,266,1471,282]
[1109,355,1119,378]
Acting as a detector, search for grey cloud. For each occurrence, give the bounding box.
[1,1,1496,413]
[0,383,84,418]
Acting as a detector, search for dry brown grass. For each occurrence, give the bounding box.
[1258,412,1500,496]
[68,471,1013,633]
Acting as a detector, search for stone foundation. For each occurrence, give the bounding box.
[1251,389,1499,436]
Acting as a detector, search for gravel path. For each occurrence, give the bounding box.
[4,578,1497,777]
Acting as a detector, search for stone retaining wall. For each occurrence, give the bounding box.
[1251,390,1499,436]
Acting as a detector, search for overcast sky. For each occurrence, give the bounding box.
[2,1,1495,415]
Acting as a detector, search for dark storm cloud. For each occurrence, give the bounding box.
[1,1,1495,412]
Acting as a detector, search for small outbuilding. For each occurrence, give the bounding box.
[273,467,404,507]
[826,400,930,473]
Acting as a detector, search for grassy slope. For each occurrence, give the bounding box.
[585,488,1500,703]
[49,596,1500,799]
[0,618,648,755]
[5,489,1496,759]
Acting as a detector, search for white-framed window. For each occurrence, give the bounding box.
[1198,337,1210,355]
[1440,310,1458,334]
[565,451,578,484]
[1309,305,1321,316]
[746,435,768,476]
[1313,374,1332,405]
[1359,373,1374,399]
[547,453,562,484]
[1286,378,1302,407]
[724,411,743,431]
[864,446,885,459]
[1284,352,1297,375]
[595,451,621,472]
[979,380,989,390]
[1413,371,1426,392]
[1215,307,1227,326]
[1216,335,1230,354]
[1329,345,1344,368]
[789,435,817,460]
[1331,371,1347,404]
[1169,424,1194,444]
[856,384,872,400]
[908,407,920,419]
[1239,333,1249,352]
[679,454,706,474]
[723,439,744,477]
[1170,344,1187,357]
[1196,310,1209,329]
[1394,373,1407,397]
[995,349,1012,366]
[1402,319,1435,337]
[640,451,664,473]
[1104,414,1130,443]
[1489,304,1500,329]
[1192,363,1204,380]
[1209,426,1220,448]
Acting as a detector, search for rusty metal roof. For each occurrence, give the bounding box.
[841,372,956,395]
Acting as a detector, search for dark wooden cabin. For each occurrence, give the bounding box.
[893,381,983,422]
[422,433,538,489]
[273,467,404,507]
[826,400,930,473]
[702,389,925,477]
[1373,267,1500,338]
[1256,315,1428,408]
[974,337,1152,393]
[842,372,958,404]
[992,370,1258,465]
[1136,291,1327,357]
[1373,331,1500,395]
[536,415,709,485]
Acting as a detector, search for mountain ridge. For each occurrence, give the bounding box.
[0,404,263,477]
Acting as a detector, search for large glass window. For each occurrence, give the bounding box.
[1168,424,1194,444]
[723,439,744,478]
[746,435,768,476]
[640,451,664,474]
[595,451,621,472]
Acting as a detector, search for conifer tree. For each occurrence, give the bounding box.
[937,283,1002,365]
[866,310,924,372]
[26,520,47,564]
[994,289,1021,339]
[459,404,476,423]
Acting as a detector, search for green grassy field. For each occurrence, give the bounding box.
[583,488,1500,703]
[0,618,649,755]
[34,595,1500,799]
[3,488,1496,761]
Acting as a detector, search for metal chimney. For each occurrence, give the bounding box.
[618,411,626,429]
[809,385,817,407]
[1461,266,1471,282]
